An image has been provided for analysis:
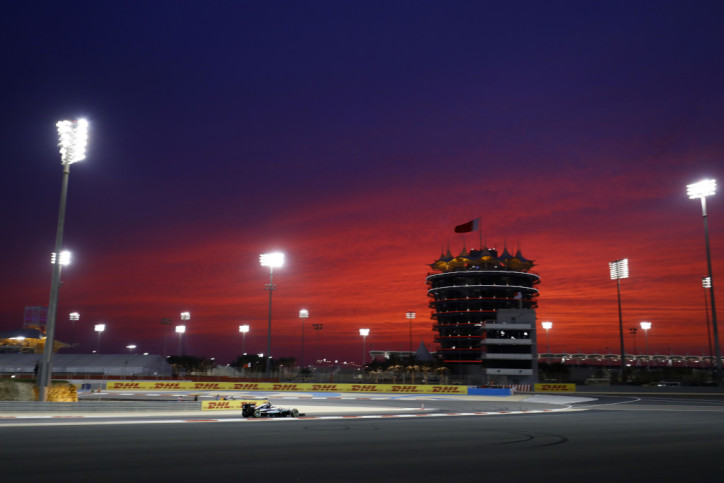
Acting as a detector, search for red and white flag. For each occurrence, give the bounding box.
[454,217,480,233]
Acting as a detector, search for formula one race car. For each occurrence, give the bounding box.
[242,401,301,418]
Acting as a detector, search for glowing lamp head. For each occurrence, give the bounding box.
[687,179,716,199]
[175,325,186,334]
[239,324,250,333]
[51,250,71,266]
[703,277,712,288]
[542,321,553,330]
[609,259,629,280]
[56,118,89,165]
[260,252,285,268]
[359,328,370,336]
[180,312,190,321]
[299,309,309,318]
[94,324,105,333]
[640,321,652,331]
[69,312,80,321]
[405,312,416,319]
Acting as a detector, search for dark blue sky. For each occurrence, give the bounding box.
[1,1,722,362]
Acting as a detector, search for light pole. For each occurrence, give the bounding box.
[94,324,105,353]
[239,324,250,355]
[260,252,285,376]
[313,323,324,363]
[160,318,173,356]
[180,312,190,354]
[703,277,714,368]
[640,321,651,368]
[299,309,309,368]
[688,179,721,385]
[69,312,79,349]
[38,118,88,402]
[541,321,552,363]
[359,328,370,365]
[629,327,638,355]
[610,258,629,382]
[175,325,186,355]
[406,312,416,355]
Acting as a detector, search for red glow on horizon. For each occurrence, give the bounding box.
[4,170,720,364]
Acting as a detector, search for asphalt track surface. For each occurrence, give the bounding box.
[2,392,723,482]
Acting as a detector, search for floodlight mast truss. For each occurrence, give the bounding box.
[38,118,89,402]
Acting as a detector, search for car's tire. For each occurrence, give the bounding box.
[253,409,261,418]
[291,409,299,417]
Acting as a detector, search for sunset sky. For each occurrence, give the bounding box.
[1,1,722,364]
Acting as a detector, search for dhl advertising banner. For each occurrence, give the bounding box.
[534,383,576,392]
[201,400,268,411]
[106,381,467,394]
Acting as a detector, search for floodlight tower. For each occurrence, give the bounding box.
[610,258,629,382]
[299,309,309,367]
[94,323,105,353]
[38,118,89,402]
[239,324,250,354]
[260,252,285,376]
[359,328,370,365]
[688,179,721,384]
[69,312,79,348]
[313,323,324,362]
[179,312,190,354]
[175,325,186,355]
[541,321,553,362]
[640,321,651,367]
[405,312,416,354]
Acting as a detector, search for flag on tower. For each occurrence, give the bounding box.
[454,217,480,233]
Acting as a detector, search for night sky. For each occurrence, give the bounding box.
[1,0,722,363]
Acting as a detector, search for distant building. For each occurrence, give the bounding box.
[426,246,540,385]
[0,328,69,354]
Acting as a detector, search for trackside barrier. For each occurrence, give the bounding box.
[105,381,468,394]
[467,388,513,396]
[201,400,269,411]
[534,383,576,392]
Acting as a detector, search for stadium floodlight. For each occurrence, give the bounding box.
[260,252,285,269]
[260,251,285,376]
[38,118,90,402]
[56,119,89,165]
[687,178,721,385]
[687,178,716,199]
[609,259,629,280]
[51,250,72,266]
